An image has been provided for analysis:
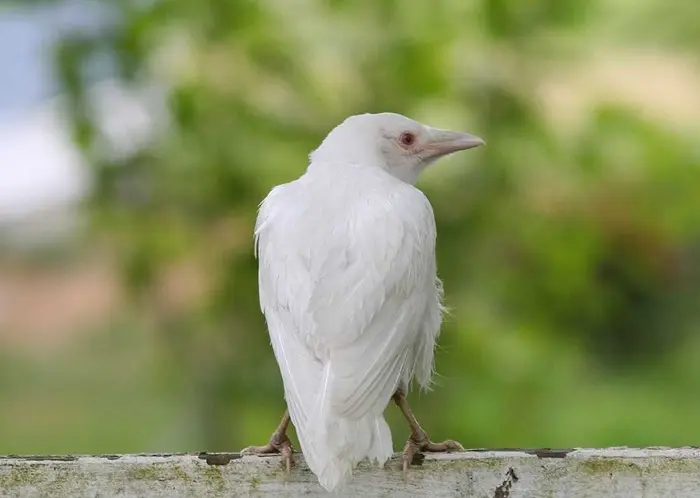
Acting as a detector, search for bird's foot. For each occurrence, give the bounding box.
[401,431,464,472]
[241,434,294,472]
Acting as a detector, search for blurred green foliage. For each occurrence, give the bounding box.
[3,0,700,454]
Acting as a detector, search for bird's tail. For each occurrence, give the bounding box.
[290,363,394,492]
[295,411,393,492]
[268,314,393,492]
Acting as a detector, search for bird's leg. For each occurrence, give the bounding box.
[392,388,464,472]
[241,410,294,472]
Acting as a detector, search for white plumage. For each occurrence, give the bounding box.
[253,113,483,491]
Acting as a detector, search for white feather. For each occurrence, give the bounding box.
[253,113,482,492]
[256,169,441,489]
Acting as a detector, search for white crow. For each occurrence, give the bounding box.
[243,112,484,491]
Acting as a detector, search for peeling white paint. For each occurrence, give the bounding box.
[3,448,700,497]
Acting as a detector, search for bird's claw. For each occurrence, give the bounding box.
[402,434,464,473]
[241,436,294,472]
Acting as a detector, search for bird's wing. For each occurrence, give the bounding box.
[308,184,440,423]
[256,180,440,426]
[255,183,324,434]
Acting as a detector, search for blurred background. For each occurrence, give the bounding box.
[1,0,700,456]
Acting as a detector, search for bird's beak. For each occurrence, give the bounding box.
[424,128,485,159]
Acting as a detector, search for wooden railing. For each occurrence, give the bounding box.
[2,448,699,497]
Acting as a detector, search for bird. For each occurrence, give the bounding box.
[242,112,484,492]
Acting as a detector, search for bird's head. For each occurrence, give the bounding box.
[310,112,484,184]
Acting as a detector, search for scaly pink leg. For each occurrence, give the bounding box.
[393,388,464,472]
[241,410,294,472]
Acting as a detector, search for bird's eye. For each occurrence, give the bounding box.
[399,132,416,147]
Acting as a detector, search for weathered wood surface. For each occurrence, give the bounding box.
[2,448,700,497]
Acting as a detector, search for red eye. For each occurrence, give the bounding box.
[399,132,416,147]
